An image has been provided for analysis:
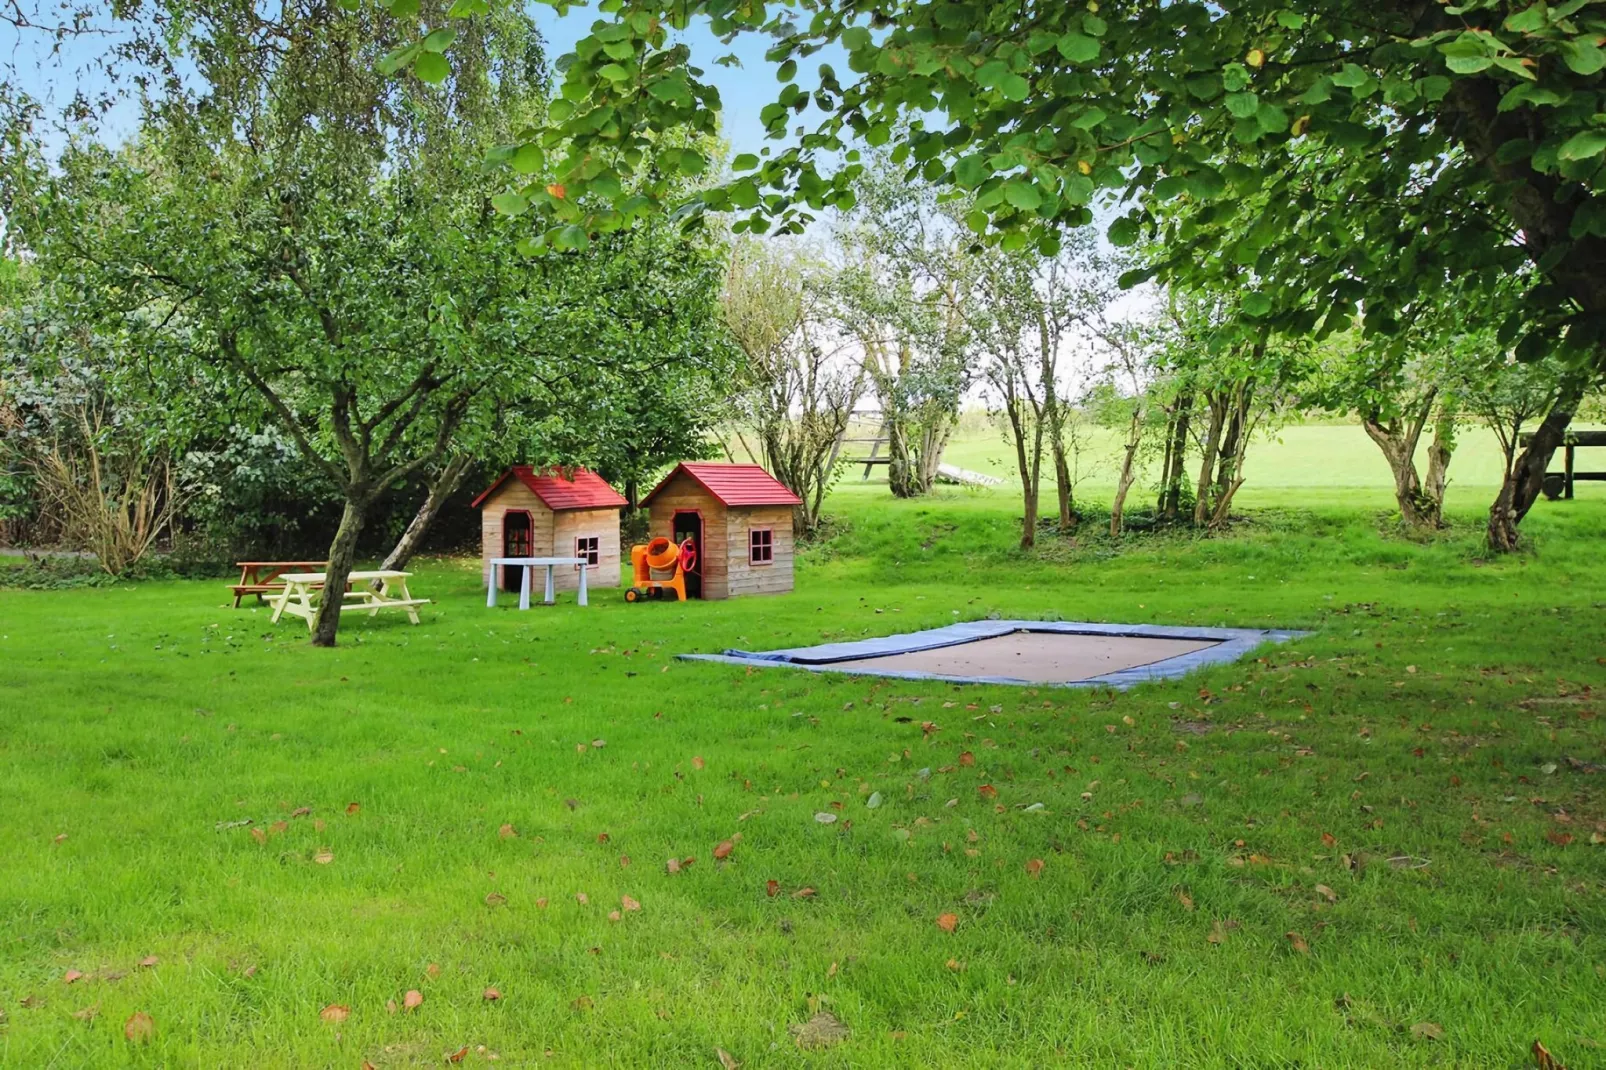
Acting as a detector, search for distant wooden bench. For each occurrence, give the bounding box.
[230,561,330,608]
[1519,430,1606,500]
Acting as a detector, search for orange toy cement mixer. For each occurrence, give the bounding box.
[625,537,697,602]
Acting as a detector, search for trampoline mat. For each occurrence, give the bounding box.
[828,632,1221,683]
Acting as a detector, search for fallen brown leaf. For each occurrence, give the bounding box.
[313,850,334,865]
[607,910,622,921]
[977,784,998,799]
[936,912,959,933]
[621,895,641,912]
[1411,1022,1444,1041]
[320,1004,349,1023]
[403,989,423,1012]
[499,823,517,839]
[138,955,159,968]
[1176,889,1195,912]
[71,1004,98,1021]
[1025,858,1044,878]
[123,1011,155,1043]
[1207,920,1227,945]
[692,756,706,770]
[1286,931,1310,954]
[1314,883,1337,903]
[572,995,594,1011]
[485,892,507,907]
[766,879,780,897]
[426,962,441,978]
[447,1045,469,1063]
[575,892,588,905]
[666,858,682,874]
[716,1047,740,1069]
[345,802,361,816]
[792,886,817,898]
[250,827,267,844]
[959,751,975,766]
[714,839,735,860]
[64,970,83,984]
[483,987,501,1001]
[1533,1039,1567,1070]
[1320,831,1337,848]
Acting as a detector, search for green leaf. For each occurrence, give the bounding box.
[842,26,871,51]
[1418,75,1451,102]
[1108,216,1140,247]
[732,153,760,172]
[1153,175,1189,199]
[597,63,632,82]
[1503,4,1547,33]
[676,149,707,176]
[1071,107,1107,131]
[1557,129,1606,161]
[491,192,528,216]
[998,73,1031,101]
[1445,53,1494,74]
[1242,291,1273,317]
[954,153,989,189]
[777,59,797,82]
[551,224,589,251]
[1003,180,1043,210]
[1331,63,1370,88]
[1056,33,1099,63]
[511,144,543,174]
[414,51,451,84]
[547,98,575,122]
[1225,92,1260,118]
[1082,13,1108,35]
[421,27,457,52]
[388,0,420,15]
[1256,101,1289,134]
[1275,11,1305,28]
[1560,39,1606,76]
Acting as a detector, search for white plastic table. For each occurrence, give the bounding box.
[487,556,589,609]
[269,570,428,630]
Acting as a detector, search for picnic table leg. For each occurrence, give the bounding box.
[269,582,292,624]
[487,563,498,608]
[578,563,588,607]
[544,564,555,605]
[394,578,421,624]
[519,566,531,611]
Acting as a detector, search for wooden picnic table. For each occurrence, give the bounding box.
[269,570,428,631]
[230,561,331,607]
[486,556,590,609]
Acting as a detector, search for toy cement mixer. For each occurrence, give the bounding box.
[624,536,697,602]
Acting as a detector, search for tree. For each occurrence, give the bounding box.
[832,161,977,498]
[395,0,1606,551]
[2,2,561,644]
[722,239,859,536]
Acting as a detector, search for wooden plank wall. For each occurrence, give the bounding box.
[647,473,729,599]
[480,482,555,588]
[552,507,622,592]
[723,505,795,597]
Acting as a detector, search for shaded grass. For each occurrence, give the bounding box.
[1,492,1604,1067]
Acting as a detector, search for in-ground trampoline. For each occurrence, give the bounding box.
[680,620,1309,689]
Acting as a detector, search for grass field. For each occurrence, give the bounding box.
[2,428,1605,1067]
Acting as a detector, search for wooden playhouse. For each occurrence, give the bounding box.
[640,462,800,600]
[472,466,627,593]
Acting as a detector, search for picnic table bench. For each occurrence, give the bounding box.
[1520,429,1606,500]
[269,570,429,631]
[230,561,333,607]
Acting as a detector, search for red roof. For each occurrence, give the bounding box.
[470,466,628,511]
[642,462,802,508]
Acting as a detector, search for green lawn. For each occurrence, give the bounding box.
[2,485,1605,1067]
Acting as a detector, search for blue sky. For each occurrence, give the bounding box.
[4,2,821,161]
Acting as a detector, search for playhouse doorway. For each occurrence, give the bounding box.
[672,511,703,599]
[502,510,533,591]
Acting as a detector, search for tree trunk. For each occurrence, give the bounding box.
[380,455,472,574]
[1192,394,1226,527]
[1423,414,1455,520]
[1051,444,1075,531]
[1362,413,1432,530]
[312,496,368,648]
[1158,395,1192,521]
[1109,407,1144,537]
[1486,373,1589,552]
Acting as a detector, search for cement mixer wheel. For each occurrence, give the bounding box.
[625,587,643,603]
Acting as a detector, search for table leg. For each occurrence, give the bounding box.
[544,565,556,605]
[519,566,531,611]
[395,578,420,624]
[578,563,588,607]
[269,582,292,624]
[487,563,497,608]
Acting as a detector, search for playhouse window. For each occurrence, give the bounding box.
[749,528,773,565]
[575,536,600,567]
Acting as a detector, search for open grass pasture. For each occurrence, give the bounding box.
[2,485,1605,1067]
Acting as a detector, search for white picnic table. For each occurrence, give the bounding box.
[269,570,428,630]
[486,556,589,609]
